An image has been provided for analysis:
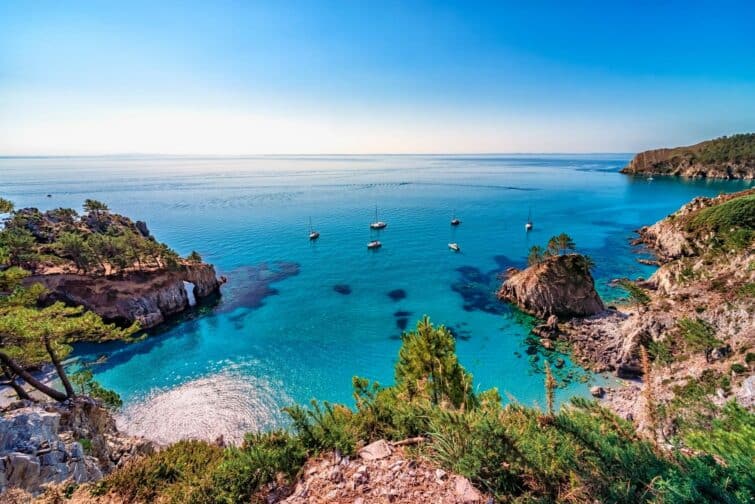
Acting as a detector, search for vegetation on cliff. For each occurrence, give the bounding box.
[620,133,755,179]
[0,266,136,405]
[0,198,188,275]
[500,234,603,319]
[93,317,753,503]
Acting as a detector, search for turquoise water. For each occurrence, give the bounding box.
[2,155,750,442]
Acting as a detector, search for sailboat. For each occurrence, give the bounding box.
[370,205,387,229]
[525,208,533,231]
[451,209,461,226]
[308,217,320,241]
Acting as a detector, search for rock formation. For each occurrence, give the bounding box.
[497,254,604,319]
[620,133,755,179]
[27,263,221,329]
[279,440,487,504]
[564,188,754,418]
[0,397,152,496]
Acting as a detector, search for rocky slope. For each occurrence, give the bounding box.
[620,133,755,179]
[0,398,152,497]
[562,189,754,421]
[497,254,604,319]
[27,263,221,329]
[278,440,487,504]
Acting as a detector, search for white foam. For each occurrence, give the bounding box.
[116,372,289,445]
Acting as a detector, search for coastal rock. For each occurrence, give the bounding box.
[278,446,490,504]
[497,254,604,319]
[619,134,755,180]
[0,398,152,495]
[27,263,221,329]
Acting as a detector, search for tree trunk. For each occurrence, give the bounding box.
[43,335,75,399]
[0,351,68,402]
[1,364,33,401]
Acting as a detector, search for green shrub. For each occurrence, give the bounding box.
[210,431,307,504]
[71,370,123,410]
[94,440,223,502]
[689,193,755,232]
[648,340,674,365]
[730,363,746,374]
[677,318,722,357]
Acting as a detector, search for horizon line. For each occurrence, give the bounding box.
[0,151,636,159]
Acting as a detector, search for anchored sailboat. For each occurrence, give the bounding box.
[370,206,387,230]
[525,207,533,231]
[308,217,320,240]
[451,209,461,226]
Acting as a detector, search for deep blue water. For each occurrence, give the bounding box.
[2,155,750,442]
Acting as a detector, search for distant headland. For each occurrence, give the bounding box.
[620,133,755,179]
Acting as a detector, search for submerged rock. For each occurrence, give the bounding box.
[497,254,604,319]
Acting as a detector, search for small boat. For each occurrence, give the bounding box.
[525,207,533,231]
[647,176,654,181]
[451,210,461,226]
[308,217,320,241]
[370,206,387,230]
[448,242,460,252]
[367,240,382,249]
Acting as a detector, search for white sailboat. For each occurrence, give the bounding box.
[308,217,320,241]
[525,207,533,231]
[451,209,461,226]
[370,206,387,230]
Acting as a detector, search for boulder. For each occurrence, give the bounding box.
[454,475,484,503]
[358,439,392,461]
[497,254,605,319]
[590,386,605,398]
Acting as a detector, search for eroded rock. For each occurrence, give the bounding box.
[497,254,604,319]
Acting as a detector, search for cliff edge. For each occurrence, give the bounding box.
[620,133,755,179]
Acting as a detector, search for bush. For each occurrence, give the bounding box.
[94,440,223,502]
[211,431,307,503]
[730,363,746,374]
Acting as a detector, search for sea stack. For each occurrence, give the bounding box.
[497,254,604,319]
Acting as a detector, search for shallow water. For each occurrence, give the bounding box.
[2,154,750,442]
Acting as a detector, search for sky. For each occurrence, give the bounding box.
[1,0,754,155]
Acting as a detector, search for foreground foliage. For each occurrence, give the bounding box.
[98,318,754,503]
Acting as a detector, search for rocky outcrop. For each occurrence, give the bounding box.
[0,398,152,496]
[278,440,487,504]
[497,254,604,319]
[27,263,221,329]
[620,134,755,179]
[564,189,754,416]
[634,188,755,261]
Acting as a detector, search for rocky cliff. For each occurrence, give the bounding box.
[620,133,755,179]
[27,263,221,329]
[0,397,152,496]
[563,188,754,422]
[497,254,605,319]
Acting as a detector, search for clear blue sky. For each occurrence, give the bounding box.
[1,1,754,154]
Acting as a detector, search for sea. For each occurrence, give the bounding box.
[1,154,750,443]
